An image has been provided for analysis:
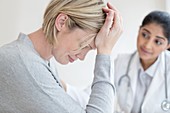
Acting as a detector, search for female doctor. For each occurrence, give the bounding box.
[64,10,170,113]
[114,10,170,113]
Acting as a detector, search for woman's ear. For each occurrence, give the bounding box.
[55,13,68,31]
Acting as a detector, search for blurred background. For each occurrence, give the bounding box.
[0,0,170,88]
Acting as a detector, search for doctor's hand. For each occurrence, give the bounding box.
[95,3,123,55]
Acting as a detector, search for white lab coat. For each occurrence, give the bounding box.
[114,50,170,113]
[66,50,170,113]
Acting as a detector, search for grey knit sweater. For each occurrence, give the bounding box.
[0,33,114,113]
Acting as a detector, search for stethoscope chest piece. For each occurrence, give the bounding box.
[161,99,170,112]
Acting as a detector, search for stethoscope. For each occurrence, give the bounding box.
[118,51,170,112]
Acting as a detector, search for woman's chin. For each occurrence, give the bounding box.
[58,60,69,65]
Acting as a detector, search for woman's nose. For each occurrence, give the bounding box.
[76,49,90,61]
[144,40,153,49]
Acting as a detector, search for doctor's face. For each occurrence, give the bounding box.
[137,23,169,64]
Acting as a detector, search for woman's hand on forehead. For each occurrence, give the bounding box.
[95,2,123,55]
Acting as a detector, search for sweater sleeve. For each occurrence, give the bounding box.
[85,55,115,113]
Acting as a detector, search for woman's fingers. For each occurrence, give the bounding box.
[95,3,123,54]
[102,8,115,32]
[110,11,123,45]
[107,2,118,12]
[110,11,123,32]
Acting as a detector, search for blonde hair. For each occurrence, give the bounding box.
[42,0,106,45]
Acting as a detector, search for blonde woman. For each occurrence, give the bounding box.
[0,0,122,113]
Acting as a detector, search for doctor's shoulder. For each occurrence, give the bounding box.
[165,50,170,66]
[165,50,170,73]
[113,51,135,81]
[165,50,170,57]
[114,52,135,67]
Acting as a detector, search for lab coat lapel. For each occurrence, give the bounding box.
[142,52,165,111]
[125,52,140,112]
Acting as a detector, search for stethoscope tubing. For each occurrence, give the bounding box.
[118,51,169,112]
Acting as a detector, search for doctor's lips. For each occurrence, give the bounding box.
[140,47,152,55]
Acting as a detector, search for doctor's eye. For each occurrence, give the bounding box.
[155,39,163,45]
[142,32,149,39]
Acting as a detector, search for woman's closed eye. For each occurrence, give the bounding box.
[71,44,92,54]
[77,44,92,51]
[71,33,96,53]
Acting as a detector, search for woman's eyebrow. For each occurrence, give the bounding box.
[142,28,151,34]
[156,36,166,41]
[142,28,166,40]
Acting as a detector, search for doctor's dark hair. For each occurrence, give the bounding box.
[141,11,170,43]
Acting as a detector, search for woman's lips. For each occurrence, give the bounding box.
[68,55,74,63]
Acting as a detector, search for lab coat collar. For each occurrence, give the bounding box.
[142,51,165,112]
[144,55,161,78]
[122,51,166,112]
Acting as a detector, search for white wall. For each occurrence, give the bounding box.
[0,0,50,46]
[165,0,170,12]
[0,0,166,88]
